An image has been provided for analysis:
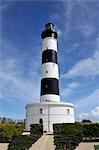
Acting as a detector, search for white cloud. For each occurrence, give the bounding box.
[91,107,99,118]
[61,50,99,79]
[55,26,62,38]
[0,53,40,102]
[66,43,80,54]
[0,0,9,10]
[77,107,99,122]
[67,82,79,88]
[63,0,72,37]
[61,82,79,97]
[78,24,95,37]
[0,37,41,102]
[0,70,40,102]
[50,13,60,21]
[76,89,99,109]
[57,29,62,37]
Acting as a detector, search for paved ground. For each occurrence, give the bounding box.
[75,142,99,150]
[0,135,99,150]
[0,143,9,150]
[29,133,55,150]
[30,134,99,150]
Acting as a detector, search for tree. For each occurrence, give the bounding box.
[82,119,92,123]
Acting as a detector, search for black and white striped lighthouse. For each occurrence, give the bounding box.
[40,23,60,102]
[25,23,75,132]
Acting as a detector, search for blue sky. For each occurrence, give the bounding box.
[0,0,99,122]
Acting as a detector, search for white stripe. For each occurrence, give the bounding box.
[42,37,57,52]
[41,63,59,79]
[40,94,60,102]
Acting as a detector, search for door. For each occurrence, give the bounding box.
[39,118,43,125]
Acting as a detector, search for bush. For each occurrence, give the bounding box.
[30,124,43,135]
[53,123,83,135]
[8,135,41,150]
[53,123,83,150]
[53,123,99,150]
[82,123,99,141]
[8,124,43,150]
[94,145,99,150]
[0,124,24,142]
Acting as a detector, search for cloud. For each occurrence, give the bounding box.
[77,107,99,122]
[65,43,80,54]
[61,50,99,79]
[76,88,99,109]
[50,13,60,21]
[78,24,95,37]
[0,0,9,11]
[61,82,79,97]
[0,41,40,102]
[55,27,62,38]
[67,82,79,88]
[63,0,72,37]
[0,69,40,102]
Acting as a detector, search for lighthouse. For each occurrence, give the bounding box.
[40,23,60,103]
[25,23,75,132]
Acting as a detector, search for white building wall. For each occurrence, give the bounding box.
[25,103,75,132]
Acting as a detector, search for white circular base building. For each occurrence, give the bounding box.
[25,101,75,132]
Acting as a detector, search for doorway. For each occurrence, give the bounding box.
[39,118,43,125]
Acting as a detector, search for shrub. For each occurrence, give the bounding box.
[82,123,99,141]
[94,145,99,150]
[8,124,43,150]
[8,135,41,150]
[53,123,99,150]
[53,123,83,150]
[30,124,43,135]
[0,124,24,142]
[53,123,83,135]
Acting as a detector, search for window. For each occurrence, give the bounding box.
[45,84,48,88]
[46,58,48,61]
[40,109,43,114]
[67,109,70,114]
[46,100,50,102]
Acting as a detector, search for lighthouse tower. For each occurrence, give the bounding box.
[40,23,60,103]
[25,23,75,132]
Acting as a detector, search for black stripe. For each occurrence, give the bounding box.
[41,78,59,95]
[42,50,57,64]
[41,29,58,39]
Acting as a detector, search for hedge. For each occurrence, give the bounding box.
[53,123,99,150]
[94,145,99,150]
[0,124,24,142]
[30,124,43,135]
[82,123,99,141]
[54,134,83,150]
[8,135,41,150]
[8,124,43,150]
[53,123,83,150]
[53,123,83,135]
